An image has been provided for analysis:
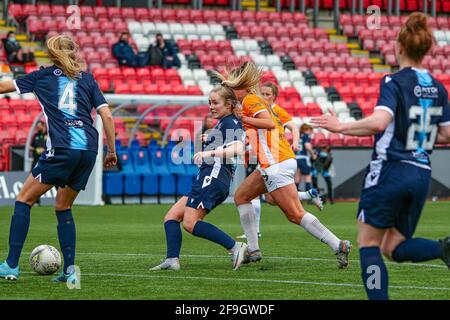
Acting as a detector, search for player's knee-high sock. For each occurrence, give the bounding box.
[305,182,312,190]
[360,246,389,300]
[299,212,340,251]
[6,201,31,268]
[251,198,261,233]
[237,203,259,252]
[392,238,442,262]
[164,220,182,258]
[56,209,76,274]
[192,221,235,250]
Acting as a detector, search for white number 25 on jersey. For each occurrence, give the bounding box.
[58,81,77,116]
[406,105,443,150]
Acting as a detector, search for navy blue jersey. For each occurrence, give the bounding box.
[295,134,311,159]
[373,67,450,168]
[199,114,245,185]
[14,65,108,153]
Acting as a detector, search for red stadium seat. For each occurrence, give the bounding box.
[329,133,344,146]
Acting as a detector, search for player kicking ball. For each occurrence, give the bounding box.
[312,13,450,300]
[0,35,117,283]
[150,85,248,271]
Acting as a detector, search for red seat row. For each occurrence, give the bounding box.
[237,25,327,40]
[312,132,375,148]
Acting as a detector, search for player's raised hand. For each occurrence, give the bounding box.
[310,109,342,133]
[104,151,118,168]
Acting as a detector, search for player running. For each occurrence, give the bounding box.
[216,61,351,268]
[150,85,248,271]
[0,35,117,283]
[236,82,323,239]
[312,12,450,300]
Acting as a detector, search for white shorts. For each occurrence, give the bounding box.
[257,158,296,193]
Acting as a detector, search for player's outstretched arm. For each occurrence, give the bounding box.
[193,141,244,165]
[311,109,392,136]
[97,106,117,168]
[0,80,17,94]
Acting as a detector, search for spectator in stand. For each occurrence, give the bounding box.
[112,32,147,67]
[147,33,181,69]
[4,31,35,64]
[30,121,47,169]
[312,146,334,204]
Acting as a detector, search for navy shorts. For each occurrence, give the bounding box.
[186,172,230,213]
[297,158,312,175]
[357,160,431,238]
[32,148,97,192]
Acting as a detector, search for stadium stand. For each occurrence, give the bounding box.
[2,2,450,202]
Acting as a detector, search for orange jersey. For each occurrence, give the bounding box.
[271,104,294,127]
[241,94,295,168]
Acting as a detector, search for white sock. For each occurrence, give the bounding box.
[237,203,260,252]
[298,191,311,201]
[251,198,261,233]
[300,212,341,252]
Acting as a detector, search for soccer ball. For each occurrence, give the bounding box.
[30,245,62,275]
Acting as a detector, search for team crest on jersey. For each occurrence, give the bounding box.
[53,69,63,76]
[202,175,212,188]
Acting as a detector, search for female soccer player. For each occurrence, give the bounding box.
[295,124,317,192]
[312,12,450,299]
[216,62,351,268]
[236,82,323,239]
[150,85,248,271]
[0,35,117,283]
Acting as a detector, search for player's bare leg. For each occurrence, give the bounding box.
[234,169,267,262]
[270,183,352,268]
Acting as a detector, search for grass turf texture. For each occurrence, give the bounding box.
[0,202,449,300]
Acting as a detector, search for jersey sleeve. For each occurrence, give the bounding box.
[90,75,108,111]
[14,70,40,94]
[242,94,269,118]
[375,75,399,117]
[222,118,245,147]
[439,93,450,126]
[275,105,293,126]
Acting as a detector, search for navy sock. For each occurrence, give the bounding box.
[56,209,76,274]
[392,238,442,262]
[305,182,312,190]
[6,201,32,268]
[192,221,235,250]
[164,220,182,258]
[360,247,389,300]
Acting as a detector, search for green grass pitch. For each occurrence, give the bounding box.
[0,201,449,300]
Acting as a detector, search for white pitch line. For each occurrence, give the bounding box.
[23,271,449,292]
[73,252,448,269]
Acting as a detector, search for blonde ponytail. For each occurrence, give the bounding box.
[212,61,262,94]
[46,35,84,79]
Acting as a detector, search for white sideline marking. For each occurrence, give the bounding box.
[21,271,450,292]
[75,252,447,269]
